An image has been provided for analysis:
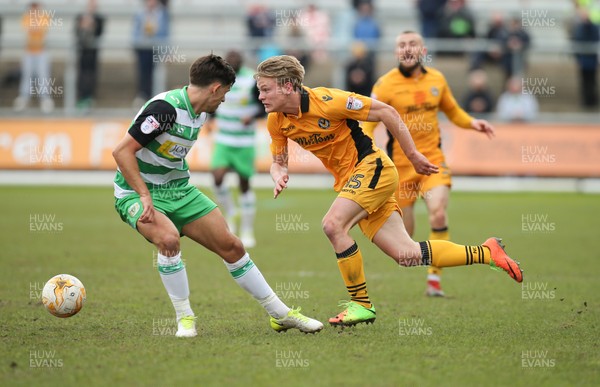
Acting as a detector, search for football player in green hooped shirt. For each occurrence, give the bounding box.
[112,54,323,337]
[209,50,265,248]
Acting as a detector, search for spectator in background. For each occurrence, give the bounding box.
[246,5,281,63]
[132,0,169,105]
[470,11,508,70]
[352,0,373,11]
[462,69,494,114]
[75,0,104,112]
[416,0,447,39]
[574,0,600,25]
[246,4,275,38]
[345,41,374,97]
[301,4,331,62]
[438,0,475,42]
[14,2,54,113]
[501,17,530,80]
[572,8,599,108]
[496,76,538,122]
[353,1,381,52]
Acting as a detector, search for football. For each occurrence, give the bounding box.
[42,274,86,318]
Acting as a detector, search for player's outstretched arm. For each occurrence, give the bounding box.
[112,134,155,223]
[270,147,289,199]
[367,100,439,176]
[439,81,495,139]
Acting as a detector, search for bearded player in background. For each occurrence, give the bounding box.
[364,31,495,297]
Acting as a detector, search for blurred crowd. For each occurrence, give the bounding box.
[2,0,598,116]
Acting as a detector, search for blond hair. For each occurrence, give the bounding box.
[254,55,305,91]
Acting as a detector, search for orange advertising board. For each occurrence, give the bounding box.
[0,119,124,170]
[445,123,600,177]
[0,118,327,173]
[373,123,600,177]
[0,119,598,177]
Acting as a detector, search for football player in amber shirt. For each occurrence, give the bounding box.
[255,55,521,327]
[366,31,495,297]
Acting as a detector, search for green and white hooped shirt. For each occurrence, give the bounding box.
[214,67,260,148]
[114,86,207,199]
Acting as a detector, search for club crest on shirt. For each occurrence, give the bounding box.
[430,87,439,97]
[141,115,161,134]
[346,96,364,110]
[318,118,330,129]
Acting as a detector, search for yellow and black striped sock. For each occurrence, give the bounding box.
[419,240,490,267]
[336,242,372,308]
[427,227,449,277]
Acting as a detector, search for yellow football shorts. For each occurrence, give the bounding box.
[394,151,452,208]
[338,150,401,241]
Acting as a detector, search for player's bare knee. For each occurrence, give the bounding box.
[221,234,246,263]
[155,233,180,255]
[232,236,245,257]
[429,211,447,228]
[321,216,342,241]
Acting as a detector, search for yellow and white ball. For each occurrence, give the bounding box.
[42,274,86,318]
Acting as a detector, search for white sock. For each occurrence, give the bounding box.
[223,253,290,319]
[157,252,194,321]
[239,190,256,234]
[214,184,234,218]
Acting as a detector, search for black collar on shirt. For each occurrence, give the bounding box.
[284,87,310,117]
[300,87,309,113]
[398,64,428,78]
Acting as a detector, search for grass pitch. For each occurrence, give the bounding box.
[0,185,598,386]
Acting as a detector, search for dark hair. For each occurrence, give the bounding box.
[189,54,236,87]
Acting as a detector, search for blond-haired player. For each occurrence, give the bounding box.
[255,55,521,327]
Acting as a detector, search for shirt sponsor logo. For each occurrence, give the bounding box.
[406,103,437,113]
[346,96,364,110]
[141,115,161,134]
[292,133,335,147]
[157,140,191,159]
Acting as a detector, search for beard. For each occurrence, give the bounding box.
[398,60,421,77]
